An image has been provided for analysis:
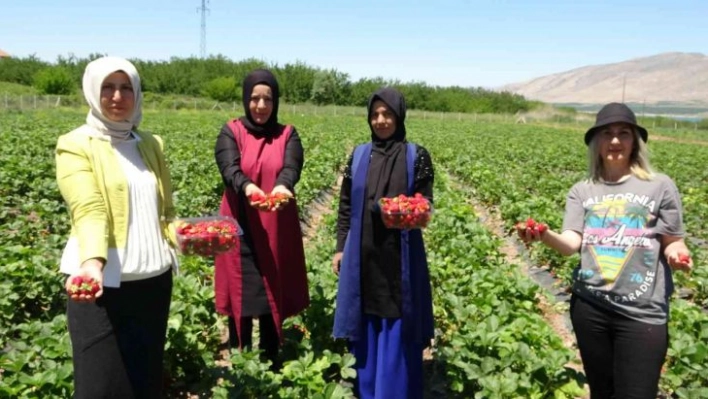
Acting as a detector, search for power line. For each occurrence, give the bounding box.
[198,0,210,58]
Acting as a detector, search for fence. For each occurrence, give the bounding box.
[2,92,706,130]
[0,93,523,123]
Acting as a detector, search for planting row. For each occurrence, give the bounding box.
[0,110,364,397]
[412,120,708,396]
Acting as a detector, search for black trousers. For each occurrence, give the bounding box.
[228,314,279,363]
[67,269,173,399]
[570,295,668,399]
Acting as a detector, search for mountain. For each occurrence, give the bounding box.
[502,52,708,107]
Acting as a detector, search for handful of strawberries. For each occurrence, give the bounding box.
[514,217,549,247]
[248,193,291,212]
[379,193,432,230]
[66,276,101,301]
[515,217,548,235]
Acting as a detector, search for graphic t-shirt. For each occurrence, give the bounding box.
[562,174,684,324]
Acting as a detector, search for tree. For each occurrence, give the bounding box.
[203,76,240,102]
[0,55,49,86]
[350,77,389,107]
[276,61,316,104]
[33,67,76,95]
[311,69,351,105]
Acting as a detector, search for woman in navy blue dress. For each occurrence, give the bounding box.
[332,87,435,399]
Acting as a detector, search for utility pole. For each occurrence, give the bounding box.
[621,73,626,103]
[642,98,646,118]
[198,0,210,58]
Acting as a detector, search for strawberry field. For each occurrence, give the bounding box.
[1,109,706,398]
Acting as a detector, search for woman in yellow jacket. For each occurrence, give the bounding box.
[56,56,177,399]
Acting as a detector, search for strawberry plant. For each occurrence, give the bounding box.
[2,109,707,397]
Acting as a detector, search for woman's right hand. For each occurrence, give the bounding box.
[245,183,266,202]
[65,258,105,302]
[515,224,544,245]
[332,252,343,275]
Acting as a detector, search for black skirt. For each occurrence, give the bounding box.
[67,268,173,399]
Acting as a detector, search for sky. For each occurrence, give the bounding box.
[1,0,707,88]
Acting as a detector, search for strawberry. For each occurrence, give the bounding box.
[176,219,240,256]
[67,276,100,301]
[248,193,291,212]
[517,217,548,236]
[526,217,536,229]
[293,324,311,339]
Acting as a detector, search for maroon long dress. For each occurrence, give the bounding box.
[214,119,309,343]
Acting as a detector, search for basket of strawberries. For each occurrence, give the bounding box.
[174,216,242,256]
[378,193,432,230]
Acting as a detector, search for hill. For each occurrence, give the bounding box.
[502,52,708,114]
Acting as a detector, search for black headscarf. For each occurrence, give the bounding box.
[366,87,408,204]
[368,87,407,144]
[240,69,280,135]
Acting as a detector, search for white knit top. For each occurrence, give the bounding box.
[113,137,175,282]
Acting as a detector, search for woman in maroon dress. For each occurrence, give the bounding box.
[214,69,309,366]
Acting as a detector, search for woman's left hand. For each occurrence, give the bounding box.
[270,186,293,211]
[271,185,293,197]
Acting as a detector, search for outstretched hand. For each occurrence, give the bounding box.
[65,259,104,302]
[245,183,266,199]
[514,218,548,247]
[270,185,293,211]
[667,252,693,273]
[271,185,293,197]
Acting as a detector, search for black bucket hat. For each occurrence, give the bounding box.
[584,102,648,145]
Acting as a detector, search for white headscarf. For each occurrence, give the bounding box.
[82,56,143,140]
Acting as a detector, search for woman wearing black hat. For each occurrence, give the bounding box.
[332,88,435,399]
[516,102,693,398]
[214,69,310,367]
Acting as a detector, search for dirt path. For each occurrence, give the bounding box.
[300,175,342,246]
[469,201,580,359]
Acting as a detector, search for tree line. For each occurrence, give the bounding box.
[0,54,540,113]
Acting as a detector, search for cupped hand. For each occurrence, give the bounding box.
[271,185,293,197]
[515,223,543,245]
[667,252,693,273]
[245,183,265,199]
[65,259,104,302]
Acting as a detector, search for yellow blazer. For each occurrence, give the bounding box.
[56,127,176,265]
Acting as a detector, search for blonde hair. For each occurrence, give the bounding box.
[587,127,655,182]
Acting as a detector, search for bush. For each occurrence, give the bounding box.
[203,77,239,102]
[33,68,75,95]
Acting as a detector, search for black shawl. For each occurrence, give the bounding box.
[361,87,409,317]
[239,69,280,135]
